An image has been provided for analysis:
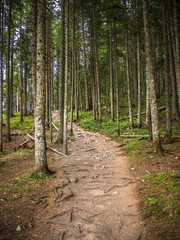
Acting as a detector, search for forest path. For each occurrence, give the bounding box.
[48,124,146,240]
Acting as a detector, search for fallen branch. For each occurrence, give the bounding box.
[48,146,68,158]
[119,134,180,139]
[19,139,31,148]
[52,122,58,132]
[120,106,166,121]
[83,148,96,152]
[27,133,68,157]
[119,135,149,138]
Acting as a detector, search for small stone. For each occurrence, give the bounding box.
[92,175,99,179]
[131,168,135,171]
[28,223,33,228]
[16,225,22,232]
[113,191,118,195]
[0,198,6,202]
[175,156,179,159]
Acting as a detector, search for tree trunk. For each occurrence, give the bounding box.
[142,0,163,153]
[173,0,180,109]
[163,0,172,141]
[10,32,14,117]
[70,52,74,135]
[20,11,24,122]
[81,4,89,111]
[93,11,102,123]
[75,48,79,120]
[126,32,134,129]
[0,0,4,151]
[70,0,75,135]
[63,0,69,155]
[131,0,138,108]
[34,0,49,174]
[74,49,79,121]
[46,10,50,128]
[137,35,142,128]
[23,26,28,116]
[114,20,120,135]
[58,0,65,143]
[109,17,114,122]
[146,66,153,141]
[32,0,37,112]
[6,0,12,142]
[165,0,180,121]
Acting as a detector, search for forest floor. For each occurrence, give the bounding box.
[0,117,180,239]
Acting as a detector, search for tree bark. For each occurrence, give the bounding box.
[46,9,50,128]
[173,0,180,109]
[32,0,37,112]
[23,25,28,116]
[34,0,49,174]
[81,4,89,111]
[70,0,75,135]
[126,32,134,129]
[10,32,14,117]
[114,20,120,135]
[142,0,163,153]
[137,35,142,128]
[0,0,4,151]
[63,0,69,155]
[20,11,24,122]
[165,0,180,121]
[58,0,65,143]
[109,17,114,122]
[93,10,102,123]
[163,0,172,140]
[6,0,12,142]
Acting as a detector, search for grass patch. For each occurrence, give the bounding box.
[8,113,34,131]
[141,171,180,220]
[124,138,147,157]
[0,174,43,201]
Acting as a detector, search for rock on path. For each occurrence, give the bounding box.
[50,125,146,240]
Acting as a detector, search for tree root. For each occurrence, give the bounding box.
[58,187,73,202]
[104,181,136,193]
[49,210,71,220]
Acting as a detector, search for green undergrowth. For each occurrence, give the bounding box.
[141,171,180,222]
[4,112,34,131]
[0,149,32,159]
[0,174,44,201]
[123,138,147,158]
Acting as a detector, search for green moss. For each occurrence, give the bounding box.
[142,171,180,220]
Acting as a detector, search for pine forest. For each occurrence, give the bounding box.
[0,0,180,239]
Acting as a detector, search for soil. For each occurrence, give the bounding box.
[0,122,179,240]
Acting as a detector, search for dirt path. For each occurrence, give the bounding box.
[0,124,147,240]
[46,124,146,240]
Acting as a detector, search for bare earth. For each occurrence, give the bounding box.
[0,124,147,240]
[35,124,145,240]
